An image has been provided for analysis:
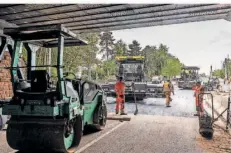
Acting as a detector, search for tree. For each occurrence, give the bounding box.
[212,57,231,79]
[141,44,182,78]
[161,58,182,78]
[158,43,168,54]
[142,45,156,76]
[79,33,100,80]
[42,33,100,80]
[114,39,127,56]
[127,40,142,56]
[102,60,117,78]
[99,31,115,60]
[212,69,225,78]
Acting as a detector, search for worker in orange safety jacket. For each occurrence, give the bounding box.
[192,81,204,116]
[115,76,127,115]
[163,80,172,107]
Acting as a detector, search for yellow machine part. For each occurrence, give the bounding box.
[115,56,145,61]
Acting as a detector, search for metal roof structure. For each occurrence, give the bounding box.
[3,24,87,47]
[0,4,231,33]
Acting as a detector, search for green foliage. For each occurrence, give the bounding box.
[99,31,115,60]
[114,39,127,56]
[127,40,142,56]
[161,58,182,78]
[34,33,99,80]
[212,69,225,78]
[28,31,183,81]
[21,47,27,64]
[142,44,182,78]
[212,58,231,79]
[79,33,100,80]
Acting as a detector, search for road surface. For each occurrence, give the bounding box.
[107,88,196,117]
[1,88,231,153]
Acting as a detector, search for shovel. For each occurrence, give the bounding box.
[132,82,138,115]
[134,93,138,115]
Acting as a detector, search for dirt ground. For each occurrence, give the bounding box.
[196,124,231,153]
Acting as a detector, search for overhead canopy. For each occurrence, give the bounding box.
[3,24,87,47]
[0,4,231,33]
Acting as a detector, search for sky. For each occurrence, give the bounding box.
[112,19,231,75]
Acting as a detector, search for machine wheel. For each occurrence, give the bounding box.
[63,115,83,153]
[6,116,83,153]
[94,104,107,131]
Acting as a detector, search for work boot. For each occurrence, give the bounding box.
[120,110,127,115]
[194,112,199,116]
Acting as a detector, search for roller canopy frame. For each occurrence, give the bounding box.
[4,24,88,48]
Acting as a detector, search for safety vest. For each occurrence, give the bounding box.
[163,82,170,92]
[194,86,202,97]
[115,81,125,95]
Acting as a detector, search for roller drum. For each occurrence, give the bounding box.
[6,116,82,153]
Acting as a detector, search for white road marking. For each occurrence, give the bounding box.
[75,122,126,153]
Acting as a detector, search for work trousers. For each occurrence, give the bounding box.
[165,91,171,106]
[196,94,204,115]
[116,94,125,113]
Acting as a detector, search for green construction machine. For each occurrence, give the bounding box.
[0,24,107,153]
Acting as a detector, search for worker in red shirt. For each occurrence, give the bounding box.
[193,81,204,116]
[115,76,127,115]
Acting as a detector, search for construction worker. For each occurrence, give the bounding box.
[115,76,127,115]
[163,80,172,107]
[169,80,175,96]
[193,81,204,116]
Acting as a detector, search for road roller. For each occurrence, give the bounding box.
[0,24,107,153]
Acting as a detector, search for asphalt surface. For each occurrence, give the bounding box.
[107,87,196,117]
[1,87,230,153]
[81,115,202,153]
